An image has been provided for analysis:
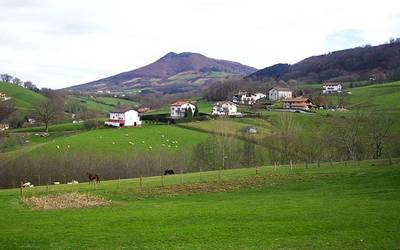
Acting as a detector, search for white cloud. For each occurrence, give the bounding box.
[0,0,399,88]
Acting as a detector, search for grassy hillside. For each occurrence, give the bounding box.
[27,125,208,157]
[0,82,45,110]
[180,118,271,139]
[65,95,139,114]
[0,161,399,249]
[347,81,400,111]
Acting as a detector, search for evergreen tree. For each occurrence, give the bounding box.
[194,105,199,117]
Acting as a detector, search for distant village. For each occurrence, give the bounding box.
[102,83,344,128]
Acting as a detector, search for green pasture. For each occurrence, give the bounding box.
[0,160,399,249]
[0,82,45,110]
[29,124,209,157]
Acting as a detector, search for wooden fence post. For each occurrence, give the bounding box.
[256,166,259,175]
[161,174,164,187]
[118,176,121,189]
[20,182,23,198]
[140,176,143,190]
[180,170,183,184]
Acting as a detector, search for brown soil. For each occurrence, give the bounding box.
[133,173,308,198]
[22,192,111,210]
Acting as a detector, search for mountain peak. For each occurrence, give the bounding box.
[67,52,257,92]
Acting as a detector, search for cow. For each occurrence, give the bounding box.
[164,169,175,175]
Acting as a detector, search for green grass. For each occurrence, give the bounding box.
[29,124,208,157]
[12,122,85,133]
[0,160,399,249]
[94,97,139,108]
[347,81,400,111]
[0,82,46,110]
[147,99,213,115]
[180,118,271,139]
[65,95,139,114]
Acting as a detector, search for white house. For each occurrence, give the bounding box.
[268,87,292,101]
[212,101,241,116]
[170,100,196,119]
[233,91,266,105]
[322,83,342,94]
[0,123,9,131]
[104,108,142,127]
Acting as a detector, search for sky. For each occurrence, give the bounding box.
[0,0,399,89]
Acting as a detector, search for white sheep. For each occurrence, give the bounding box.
[56,145,60,149]
[22,182,31,188]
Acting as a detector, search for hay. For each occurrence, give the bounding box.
[22,193,111,210]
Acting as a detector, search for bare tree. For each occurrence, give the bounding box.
[34,100,58,132]
[368,112,392,159]
[1,74,13,83]
[12,77,22,86]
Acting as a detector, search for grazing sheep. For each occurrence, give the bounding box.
[53,182,60,185]
[112,142,116,145]
[142,141,145,144]
[56,145,60,149]
[67,145,70,149]
[22,182,32,188]
[162,144,166,147]
[148,146,153,149]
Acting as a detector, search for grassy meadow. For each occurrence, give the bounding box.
[0,160,399,249]
[22,125,209,158]
[0,82,45,110]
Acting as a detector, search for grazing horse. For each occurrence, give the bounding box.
[164,169,175,175]
[87,173,100,183]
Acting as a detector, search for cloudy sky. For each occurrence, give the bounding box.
[0,0,399,89]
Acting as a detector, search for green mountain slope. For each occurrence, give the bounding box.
[0,82,46,110]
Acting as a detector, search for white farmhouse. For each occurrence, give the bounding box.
[322,83,342,94]
[233,91,266,105]
[170,100,196,119]
[0,123,9,131]
[212,101,241,116]
[268,87,292,101]
[104,108,142,127]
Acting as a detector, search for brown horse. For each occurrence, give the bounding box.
[87,173,100,183]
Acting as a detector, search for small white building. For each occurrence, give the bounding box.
[268,87,292,101]
[212,101,241,116]
[233,91,266,105]
[322,83,342,94]
[105,108,142,127]
[0,123,9,131]
[170,100,197,119]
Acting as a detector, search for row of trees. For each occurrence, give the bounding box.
[266,112,398,166]
[0,73,39,92]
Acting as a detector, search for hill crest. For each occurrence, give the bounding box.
[67,52,257,92]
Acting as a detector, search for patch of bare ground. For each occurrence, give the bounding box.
[22,193,111,210]
[132,173,313,198]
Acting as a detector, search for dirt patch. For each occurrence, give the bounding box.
[131,173,308,198]
[22,192,111,210]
